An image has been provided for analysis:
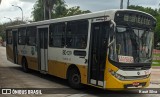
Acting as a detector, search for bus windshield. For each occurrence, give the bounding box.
[113,27,153,63]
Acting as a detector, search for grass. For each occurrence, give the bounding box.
[152,63,160,66]
[152,53,160,66]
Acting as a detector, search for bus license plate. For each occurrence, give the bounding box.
[132,82,140,86]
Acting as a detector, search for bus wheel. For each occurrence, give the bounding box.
[68,68,82,89]
[22,58,29,72]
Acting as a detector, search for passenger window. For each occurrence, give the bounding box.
[18,28,26,45]
[26,26,37,46]
[66,20,88,49]
[6,30,12,44]
[49,23,65,47]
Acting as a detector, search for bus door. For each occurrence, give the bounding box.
[89,22,109,87]
[37,26,49,72]
[12,30,18,64]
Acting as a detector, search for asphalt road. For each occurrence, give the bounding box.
[0,47,159,97]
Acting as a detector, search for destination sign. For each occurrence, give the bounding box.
[115,11,156,28]
[123,14,151,25]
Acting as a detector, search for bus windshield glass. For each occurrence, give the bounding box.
[113,27,153,63]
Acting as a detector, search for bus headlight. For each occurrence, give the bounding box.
[109,69,125,80]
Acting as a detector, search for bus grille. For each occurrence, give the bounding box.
[119,64,151,70]
[123,75,149,80]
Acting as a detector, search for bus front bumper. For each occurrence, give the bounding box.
[105,73,150,89]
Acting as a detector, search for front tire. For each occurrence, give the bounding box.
[68,69,82,89]
[22,58,29,72]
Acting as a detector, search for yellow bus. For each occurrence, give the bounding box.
[6,9,156,89]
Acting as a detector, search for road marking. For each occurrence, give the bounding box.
[67,94,87,97]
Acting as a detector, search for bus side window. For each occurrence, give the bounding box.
[26,26,37,46]
[49,23,65,48]
[6,30,12,44]
[76,20,88,49]
[66,22,76,48]
[18,28,26,45]
[66,20,88,49]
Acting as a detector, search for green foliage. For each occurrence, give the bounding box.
[128,5,159,16]
[0,20,26,41]
[0,32,5,41]
[152,53,160,66]
[128,5,160,47]
[32,0,91,21]
[0,24,5,41]
[32,0,44,21]
[65,6,91,17]
[51,0,68,18]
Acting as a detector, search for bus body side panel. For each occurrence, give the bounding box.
[17,45,24,65]
[17,54,23,65]
[26,56,38,71]
[47,19,90,85]
[26,46,38,71]
[77,64,88,84]
[17,45,38,71]
[48,60,88,84]
[6,44,14,63]
[48,46,89,85]
[48,60,67,79]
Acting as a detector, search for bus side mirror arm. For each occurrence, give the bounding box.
[110,20,116,32]
[108,38,115,47]
[108,20,116,48]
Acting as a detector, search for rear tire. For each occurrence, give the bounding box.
[68,68,82,89]
[22,58,29,72]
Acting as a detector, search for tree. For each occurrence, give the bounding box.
[52,6,91,18]
[44,0,56,19]
[128,5,159,16]
[51,0,68,18]
[0,20,26,41]
[128,5,160,47]
[0,24,5,41]
[65,6,91,17]
[32,0,91,21]
[32,0,66,21]
[32,0,44,21]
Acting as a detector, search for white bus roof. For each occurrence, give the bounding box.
[7,9,156,29]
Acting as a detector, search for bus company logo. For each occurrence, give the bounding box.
[62,50,72,55]
[137,72,140,75]
[2,89,11,94]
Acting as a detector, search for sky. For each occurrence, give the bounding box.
[0,0,159,23]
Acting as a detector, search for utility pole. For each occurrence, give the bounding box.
[12,5,23,21]
[120,0,123,9]
[43,0,46,20]
[127,0,130,8]
[43,0,50,20]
